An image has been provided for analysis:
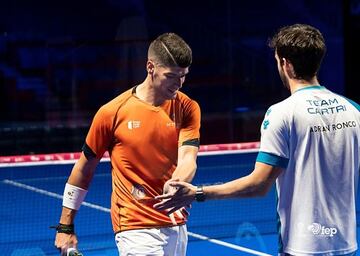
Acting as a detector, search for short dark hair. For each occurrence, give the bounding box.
[269,24,326,80]
[148,33,192,68]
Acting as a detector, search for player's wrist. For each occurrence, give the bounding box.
[194,185,206,202]
[50,223,75,234]
[63,183,88,210]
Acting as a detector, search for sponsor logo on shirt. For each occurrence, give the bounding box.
[306,98,347,115]
[166,122,181,128]
[266,109,272,116]
[263,120,270,130]
[131,184,146,200]
[309,120,357,133]
[127,120,141,130]
[262,108,271,130]
[307,222,337,237]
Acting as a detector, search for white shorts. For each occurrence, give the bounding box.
[115,225,187,256]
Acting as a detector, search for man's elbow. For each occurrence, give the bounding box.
[250,183,272,197]
[256,187,270,197]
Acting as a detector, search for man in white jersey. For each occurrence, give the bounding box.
[154,24,360,255]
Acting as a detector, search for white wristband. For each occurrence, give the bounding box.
[63,183,88,210]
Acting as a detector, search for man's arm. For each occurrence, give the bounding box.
[160,145,198,220]
[154,162,283,213]
[171,145,199,182]
[55,152,100,255]
[204,162,282,199]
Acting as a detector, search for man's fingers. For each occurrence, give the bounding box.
[55,233,77,256]
[154,194,172,200]
[154,182,191,211]
[167,205,182,215]
[154,200,174,210]
[154,198,182,210]
[165,181,185,190]
[155,186,184,200]
[60,245,69,256]
[181,207,190,217]
[153,202,164,209]
[153,199,170,209]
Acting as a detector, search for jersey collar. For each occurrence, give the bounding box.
[294,85,325,93]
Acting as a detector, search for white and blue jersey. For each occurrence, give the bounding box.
[256,86,360,255]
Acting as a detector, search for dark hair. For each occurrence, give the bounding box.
[148,33,192,68]
[268,24,326,80]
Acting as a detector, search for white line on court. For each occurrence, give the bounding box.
[187,231,272,256]
[2,179,110,212]
[2,179,271,256]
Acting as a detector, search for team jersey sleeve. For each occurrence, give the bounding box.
[178,100,201,147]
[256,105,290,169]
[84,105,113,159]
[343,97,360,112]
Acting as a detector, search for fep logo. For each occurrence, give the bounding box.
[307,223,337,237]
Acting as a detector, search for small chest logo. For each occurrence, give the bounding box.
[166,122,181,128]
[127,120,141,130]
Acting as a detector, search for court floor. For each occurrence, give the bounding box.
[1,151,359,255]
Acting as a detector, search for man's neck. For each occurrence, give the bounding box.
[135,78,165,106]
[289,77,320,94]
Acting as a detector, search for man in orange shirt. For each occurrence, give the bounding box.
[54,33,201,256]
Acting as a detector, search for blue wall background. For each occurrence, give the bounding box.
[0,0,355,155]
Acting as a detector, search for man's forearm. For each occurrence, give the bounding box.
[201,162,282,201]
[59,207,77,225]
[203,177,256,200]
[171,161,197,182]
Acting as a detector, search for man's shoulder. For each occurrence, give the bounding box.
[337,95,360,112]
[268,96,293,112]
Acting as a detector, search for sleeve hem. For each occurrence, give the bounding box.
[256,151,288,169]
[82,142,97,159]
[181,138,200,147]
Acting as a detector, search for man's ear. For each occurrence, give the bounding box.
[283,58,296,79]
[147,60,155,74]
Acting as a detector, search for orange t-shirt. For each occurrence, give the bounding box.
[84,87,201,233]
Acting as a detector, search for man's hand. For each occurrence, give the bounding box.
[163,178,179,195]
[55,233,78,256]
[154,181,197,214]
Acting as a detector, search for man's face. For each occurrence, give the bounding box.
[275,52,290,90]
[152,62,189,100]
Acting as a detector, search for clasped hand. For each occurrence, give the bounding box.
[153,179,196,215]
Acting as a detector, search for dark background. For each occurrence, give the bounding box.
[0,0,358,155]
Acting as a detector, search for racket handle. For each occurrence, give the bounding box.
[67,248,83,256]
